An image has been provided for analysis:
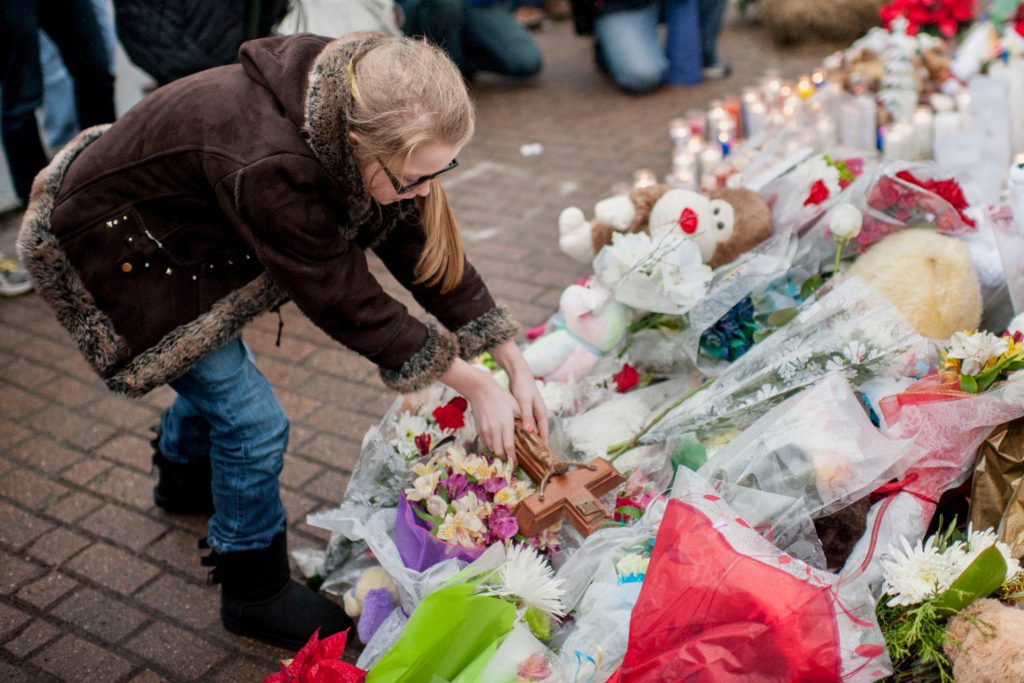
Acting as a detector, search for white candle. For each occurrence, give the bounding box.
[671,150,698,190]
[934,110,962,140]
[633,168,658,188]
[957,92,972,131]
[699,145,723,185]
[990,56,1024,153]
[911,106,934,160]
[883,122,914,160]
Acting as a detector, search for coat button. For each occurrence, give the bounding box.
[121,262,132,273]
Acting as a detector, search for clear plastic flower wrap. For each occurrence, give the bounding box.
[640,277,934,449]
[698,372,917,519]
[761,153,871,240]
[606,474,892,682]
[841,375,1024,597]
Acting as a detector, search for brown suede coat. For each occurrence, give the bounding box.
[18,34,517,396]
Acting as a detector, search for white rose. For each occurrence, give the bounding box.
[829,203,863,240]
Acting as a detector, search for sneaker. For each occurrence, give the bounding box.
[0,257,32,297]
[513,5,546,29]
[702,62,732,80]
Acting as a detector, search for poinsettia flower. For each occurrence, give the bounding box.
[262,629,365,683]
[612,364,640,392]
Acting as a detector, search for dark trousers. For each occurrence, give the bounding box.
[1,0,115,204]
[399,0,543,78]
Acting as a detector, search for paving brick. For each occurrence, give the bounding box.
[26,527,91,566]
[86,466,154,511]
[303,347,376,382]
[291,429,361,472]
[45,491,105,524]
[35,374,107,409]
[296,374,392,417]
[28,405,118,452]
[0,555,45,595]
[0,380,48,418]
[207,657,278,682]
[8,436,85,474]
[0,500,53,549]
[139,385,176,413]
[0,467,71,511]
[94,434,152,472]
[143,530,207,583]
[60,457,113,486]
[80,504,167,551]
[65,543,160,596]
[0,415,33,448]
[301,469,350,504]
[275,388,321,422]
[84,395,159,433]
[4,618,61,658]
[279,455,322,490]
[16,570,77,609]
[2,356,59,390]
[30,633,135,683]
[127,672,168,683]
[0,601,31,639]
[126,621,227,680]
[51,587,150,643]
[136,574,218,630]
[250,356,312,391]
[0,658,53,682]
[280,489,320,524]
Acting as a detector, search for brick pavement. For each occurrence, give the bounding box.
[0,15,835,682]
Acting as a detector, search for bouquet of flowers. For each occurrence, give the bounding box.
[941,329,1024,393]
[877,522,1021,681]
[397,442,561,572]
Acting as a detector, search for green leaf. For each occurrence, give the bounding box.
[800,275,825,300]
[959,374,979,394]
[931,545,1008,617]
[410,502,445,529]
[766,308,798,328]
[752,329,774,344]
[524,605,552,641]
[671,439,707,472]
[615,505,644,520]
[976,373,999,393]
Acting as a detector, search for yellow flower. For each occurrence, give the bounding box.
[493,486,520,506]
[436,511,485,547]
[405,470,441,502]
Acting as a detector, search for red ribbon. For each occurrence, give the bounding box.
[868,472,938,506]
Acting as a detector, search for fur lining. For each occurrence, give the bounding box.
[379,325,458,393]
[108,274,287,396]
[455,307,520,360]
[17,125,131,375]
[303,36,381,234]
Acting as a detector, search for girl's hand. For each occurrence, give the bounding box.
[441,358,520,462]
[509,371,548,444]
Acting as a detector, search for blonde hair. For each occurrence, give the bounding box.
[347,38,474,293]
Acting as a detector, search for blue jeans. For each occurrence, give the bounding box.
[399,0,542,77]
[698,0,728,67]
[159,337,289,554]
[593,0,712,93]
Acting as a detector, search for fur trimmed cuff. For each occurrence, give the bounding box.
[379,326,458,393]
[455,306,520,360]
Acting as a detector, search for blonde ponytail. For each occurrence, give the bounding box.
[414,180,464,293]
[345,38,474,294]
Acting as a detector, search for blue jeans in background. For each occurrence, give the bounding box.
[159,337,289,554]
[698,0,728,67]
[399,0,542,77]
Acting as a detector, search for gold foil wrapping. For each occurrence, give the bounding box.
[971,418,1024,558]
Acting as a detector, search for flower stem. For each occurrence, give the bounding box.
[832,238,848,277]
[607,378,715,462]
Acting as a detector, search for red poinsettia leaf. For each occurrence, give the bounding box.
[262,665,293,683]
[677,207,699,234]
[302,660,366,683]
[612,364,640,393]
[447,396,469,413]
[288,629,323,672]
[803,179,830,206]
[313,629,349,662]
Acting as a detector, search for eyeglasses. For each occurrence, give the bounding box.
[376,156,459,194]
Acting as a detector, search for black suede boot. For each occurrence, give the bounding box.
[203,531,352,650]
[151,433,215,515]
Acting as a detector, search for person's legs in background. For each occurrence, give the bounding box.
[664,0,703,85]
[509,0,547,29]
[697,0,730,78]
[464,4,543,77]
[38,0,115,129]
[398,0,473,76]
[0,0,49,206]
[162,337,350,649]
[40,0,117,149]
[593,4,666,94]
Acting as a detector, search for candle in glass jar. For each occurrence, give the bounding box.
[797,77,814,100]
[671,149,698,190]
[811,68,827,88]
[933,110,962,140]
[883,122,914,160]
[911,106,934,160]
[669,117,689,146]
[699,145,723,182]
[632,168,659,188]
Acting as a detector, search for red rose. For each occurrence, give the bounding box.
[612,364,640,393]
[432,397,468,431]
[414,433,432,456]
[803,179,830,206]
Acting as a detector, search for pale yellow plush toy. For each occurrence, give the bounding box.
[944,599,1024,683]
[845,229,981,340]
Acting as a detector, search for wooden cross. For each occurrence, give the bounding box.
[513,423,625,538]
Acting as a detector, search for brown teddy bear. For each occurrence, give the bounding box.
[944,598,1024,683]
[559,186,773,269]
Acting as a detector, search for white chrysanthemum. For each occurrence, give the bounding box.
[394,413,429,445]
[955,525,1021,583]
[880,536,962,607]
[799,156,842,198]
[615,552,650,583]
[946,331,1008,376]
[594,232,656,283]
[480,545,566,617]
